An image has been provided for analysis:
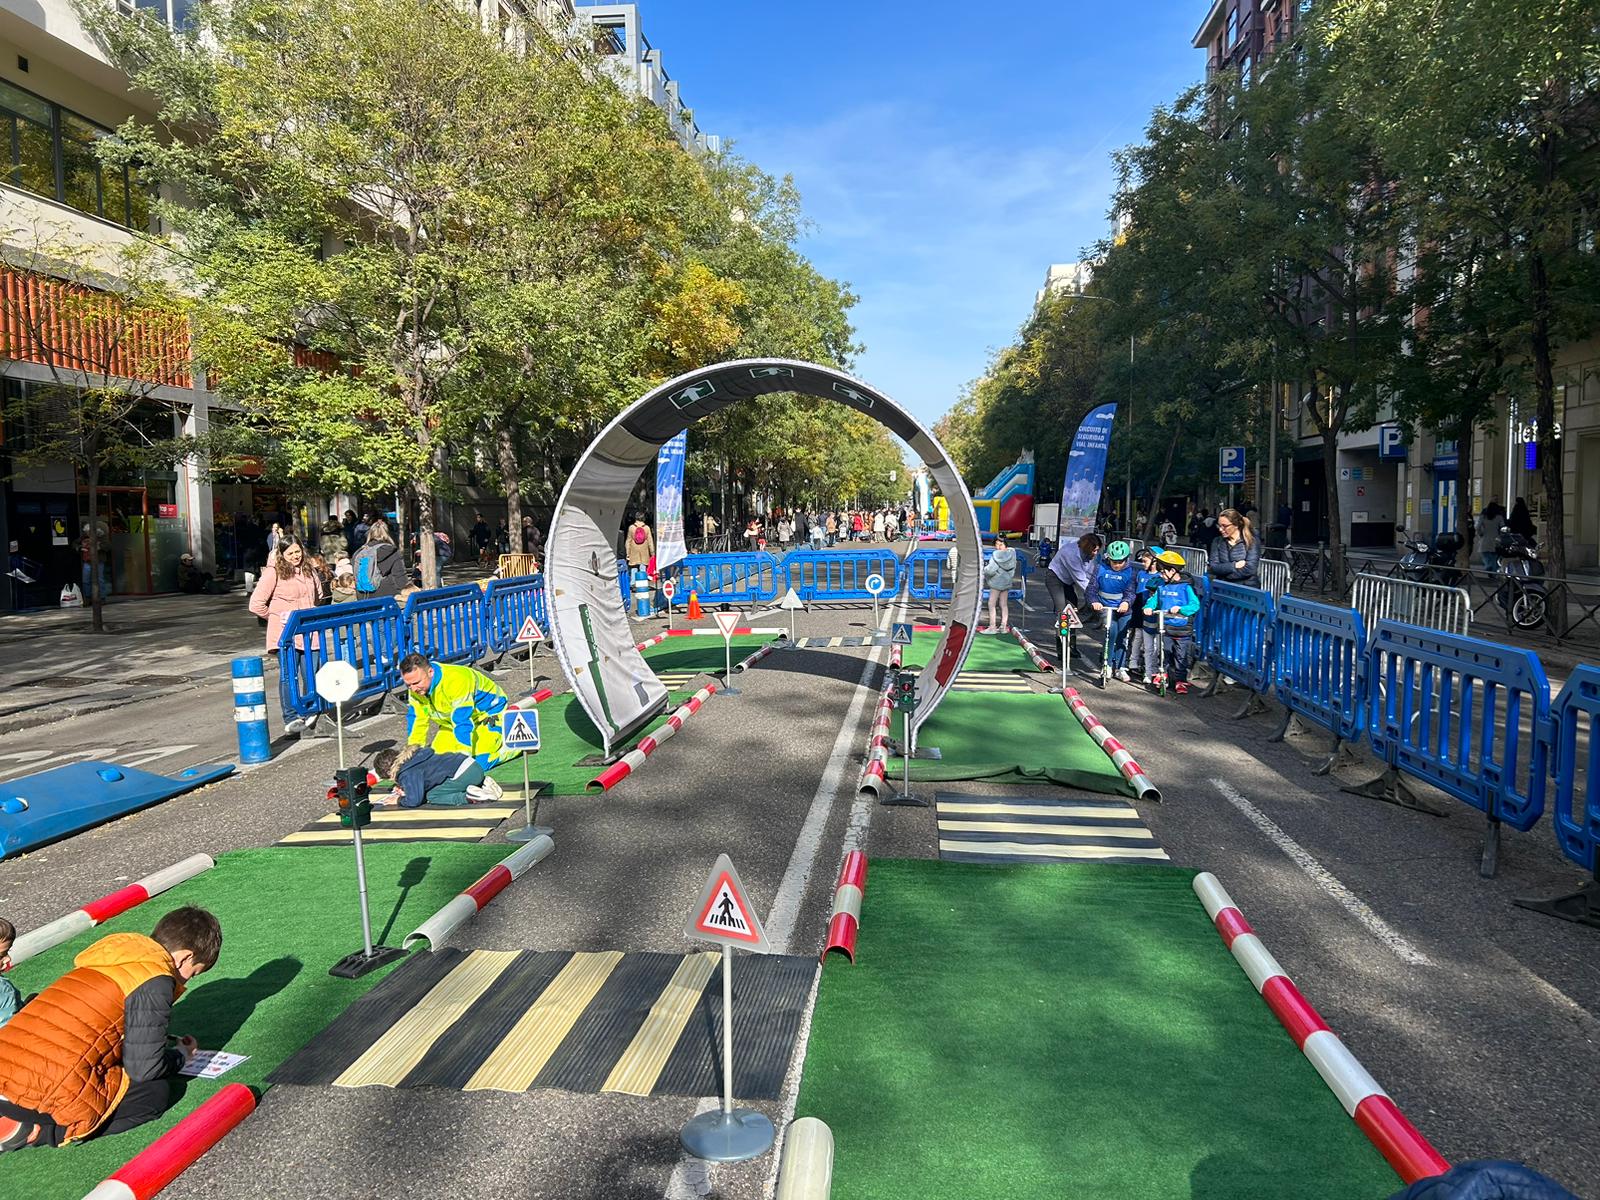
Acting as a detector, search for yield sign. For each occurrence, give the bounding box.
[712,610,743,639]
[685,854,770,952]
[515,616,545,643]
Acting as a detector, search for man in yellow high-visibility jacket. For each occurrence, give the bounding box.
[398,653,513,769]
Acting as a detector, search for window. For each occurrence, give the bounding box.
[1227,7,1239,46]
[1241,54,1253,84]
[0,79,152,231]
[118,0,197,32]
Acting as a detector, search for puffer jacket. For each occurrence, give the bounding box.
[1208,534,1262,586]
[0,932,183,1143]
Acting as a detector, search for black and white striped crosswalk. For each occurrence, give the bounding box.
[935,793,1169,865]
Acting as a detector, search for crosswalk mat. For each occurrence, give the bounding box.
[949,670,1035,694]
[276,803,523,846]
[792,634,886,648]
[935,792,1169,866]
[270,947,813,1098]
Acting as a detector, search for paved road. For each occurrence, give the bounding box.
[0,583,1595,1198]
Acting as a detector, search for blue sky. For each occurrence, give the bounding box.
[637,2,1206,429]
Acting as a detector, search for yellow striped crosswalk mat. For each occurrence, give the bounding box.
[950,670,1034,693]
[655,671,698,687]
[276,803,522,846]
[271,947,813,1099]
[935,792,1170,866]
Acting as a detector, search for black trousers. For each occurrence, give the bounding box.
[0,1077,171,1147]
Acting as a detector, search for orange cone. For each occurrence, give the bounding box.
[687,591,703,621]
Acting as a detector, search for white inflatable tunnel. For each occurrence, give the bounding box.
[546,359,983,758]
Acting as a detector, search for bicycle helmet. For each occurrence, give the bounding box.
[1107,540,1131,562]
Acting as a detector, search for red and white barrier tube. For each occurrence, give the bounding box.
[10,854,215,967]
[734,640,782,672]
[635,630,672,651]
[589,681,721,792]
[635,629,783,651]
[1010,625,1054,673]
[1060,687,1161,803]
[403,836,554,949]
[822,851,868,962]
[518,687,555,706]
[82,1083,257,1200]
[857,680,896,798]
[1193,873,1449,1186]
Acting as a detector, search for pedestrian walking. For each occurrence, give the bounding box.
[626,514,655,572]
[318,513,346,559]
[249,535,321,654]
[872,510,886,541]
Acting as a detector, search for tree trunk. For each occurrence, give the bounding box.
[87,460,104,633]
[1142,425,1182,541]
[1456,416,1475,568]
[497,421,522,563]
[1530,249,1567,631]
[1317,403,1346,596]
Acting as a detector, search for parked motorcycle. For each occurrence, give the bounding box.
[1395,526,1464,586]
[1492,527,1547,630]
[1037,538,1055,569]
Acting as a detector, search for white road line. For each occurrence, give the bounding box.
[1209,777,1433,967]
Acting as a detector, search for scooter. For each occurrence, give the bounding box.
[1395,526,1464,586]
[1493,527,1548,630]
[1037,538,1055,569]
[1153,609,1168,697]
[1098,606,1113,689]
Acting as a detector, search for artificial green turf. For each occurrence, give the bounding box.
[3,842,511,1200]
[640,633,774,674]
[902,630,1037,673]
[796,859,1399,1200]
[888,691,1133,795]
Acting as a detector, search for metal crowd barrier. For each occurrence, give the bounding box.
[1269,596,1367,773]
[1258,558,1290,601]
[675,552,781,604]
[278,598,407,727]
[1351,572,1471,637]
[903,547,949,601]
[1201,579,1276,711]
[483,574,547,659]
[780,549,900,601]
[1353,620,1549,876]
[403,583,487,667]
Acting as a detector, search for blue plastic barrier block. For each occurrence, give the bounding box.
[0,761,236,860]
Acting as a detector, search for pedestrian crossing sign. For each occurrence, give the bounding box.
[515,616,545,643]
[503,705,540,752]
[890,622,914,646]
[685,853,770,952]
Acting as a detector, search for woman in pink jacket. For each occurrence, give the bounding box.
[248,536,321,654]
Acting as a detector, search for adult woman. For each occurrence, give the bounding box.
[248,536,321,654]
[318,514,346,559]
[981,540,1019,633]
[1045,533,1102,616]
[851,511,865,541]
[871,510,886,541]
[1207,508,1261,587]
[353,519,404,597]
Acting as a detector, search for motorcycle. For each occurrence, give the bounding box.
[1395,525,1463,586]
[1037,538,1055,569]
[1493,527,1547,630]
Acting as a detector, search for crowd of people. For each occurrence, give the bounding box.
[703,505,919,552]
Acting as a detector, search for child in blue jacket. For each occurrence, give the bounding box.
[372,744,503,807]
[1090,541,1139,678]
[1126,548,1165,682]
[1144,550,1202,694]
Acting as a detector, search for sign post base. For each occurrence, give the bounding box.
[329,944,405,979]
[680,1108,775,1163]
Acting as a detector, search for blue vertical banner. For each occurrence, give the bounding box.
[655,430,688,571]
[1058,403,1117,542]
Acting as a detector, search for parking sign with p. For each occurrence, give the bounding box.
[1219,446,1246,485]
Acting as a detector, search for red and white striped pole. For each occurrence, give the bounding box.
[857,680,896,798]
[589,681,721,792]
[82,1083,257,1200]
[734,640,781,672]
[403,836,554,949]
[1193,872,1449,1186]
[1010,625,1054,673]
[9,854,215,967]
[1060,687,1161,803]
[821,851,868,962]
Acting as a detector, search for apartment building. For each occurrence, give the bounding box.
[577,3,720,157]
[1035,262,1094,309]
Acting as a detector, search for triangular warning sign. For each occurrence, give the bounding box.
[515,616,545,643]
[712,610,743,639]
[1060,606,1084,630]
[778,587,806,611]
[685,853,770,952]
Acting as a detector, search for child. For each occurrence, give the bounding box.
[1089,541,1139,680]
[0,906,220,1151]
[1144,549,1202,694]
[1126,549,1164,681]
[373,744,504,808]
[0,918,19,1028]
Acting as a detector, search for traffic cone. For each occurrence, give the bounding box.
[687,591,703,621]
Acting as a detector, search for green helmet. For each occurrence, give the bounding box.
[1107,540,1131,562]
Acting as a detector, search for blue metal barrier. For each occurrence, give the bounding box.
[780,549,900,601]
[676,552,781,604]
[617,558,629,605]
[403,583,487,667]
[1358,620,1549,874]
[1202,579,1276,701]
[983,548,1031,603]
[483,574,547,657]
[278,598,406,726]
[1270,596,1367,771]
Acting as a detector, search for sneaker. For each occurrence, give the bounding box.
[1175,682,1190,695]
[1149,673,1165,691]
[465,777,504,803]
[1115,668,1132,683]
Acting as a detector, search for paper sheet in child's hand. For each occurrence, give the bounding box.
[179,1050,249,1079]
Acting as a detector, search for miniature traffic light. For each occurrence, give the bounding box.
[334,765,371,829]
[895,670,918,713]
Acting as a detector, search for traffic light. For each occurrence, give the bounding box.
[895,670,918,713]
[334,765,372,829]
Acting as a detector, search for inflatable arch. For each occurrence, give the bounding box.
[546,358,983,758]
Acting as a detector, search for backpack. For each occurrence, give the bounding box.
[632,526,647,545]
[354,544,382,593]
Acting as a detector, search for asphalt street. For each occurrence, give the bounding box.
[0,580,1596,1198]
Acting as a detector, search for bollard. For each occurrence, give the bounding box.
[231,656,271,764]
[632,567,653,618]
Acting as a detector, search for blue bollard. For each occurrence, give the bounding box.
[231,656,272,763]
[631,567,653,618]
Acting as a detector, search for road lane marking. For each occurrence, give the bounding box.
[1209,778,1433,967]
